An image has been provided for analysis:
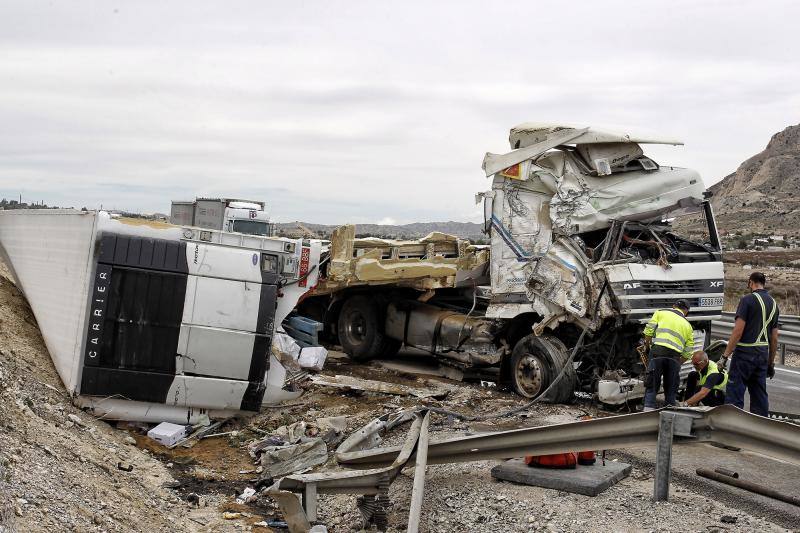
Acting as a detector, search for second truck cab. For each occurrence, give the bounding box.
[171,197,274,236]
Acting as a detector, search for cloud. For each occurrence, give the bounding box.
[1,1,799,223]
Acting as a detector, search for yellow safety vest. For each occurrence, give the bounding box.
[738,292,777,348]
[644,308,694,359]
[698,360,728,392]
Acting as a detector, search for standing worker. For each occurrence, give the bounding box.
[679,351,727,406]
[720,272,779,416]
[642,299,694,410]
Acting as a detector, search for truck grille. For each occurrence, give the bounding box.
[635,280,707,293]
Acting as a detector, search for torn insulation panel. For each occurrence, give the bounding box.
[316,225,489,294]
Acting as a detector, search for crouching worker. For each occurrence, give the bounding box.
[680,351,728,407]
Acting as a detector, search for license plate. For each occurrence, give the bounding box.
[699,297,723,307]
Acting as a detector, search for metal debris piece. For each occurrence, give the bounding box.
[264,490,312,533]
[407,411,430,533]
[168,418,230,449]
[697,468,800,507]
[310,374,448,398]
[258,438,328,480]
[336,409,417,457]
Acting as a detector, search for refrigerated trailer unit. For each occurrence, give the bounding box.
[0,209,321,422]
[299,123,725,404]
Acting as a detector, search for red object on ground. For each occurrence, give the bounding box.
[524,452,577,469]
[578,450,596,465]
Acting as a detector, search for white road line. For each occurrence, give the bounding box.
[777,366,800,376]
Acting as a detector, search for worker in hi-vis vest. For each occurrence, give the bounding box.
[642,299,694,410]
[679,351,727,406]
[720,271,780,417]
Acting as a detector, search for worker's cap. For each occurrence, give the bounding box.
[674,299,690,312]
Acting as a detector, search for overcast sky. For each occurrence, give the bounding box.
[1,1,798,224]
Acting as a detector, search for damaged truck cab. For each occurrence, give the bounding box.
[302,122,724,404]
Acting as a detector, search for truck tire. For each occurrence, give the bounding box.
[337,295,400,362]
[509,334,576,403]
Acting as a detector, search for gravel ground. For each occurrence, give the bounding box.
[782,352,799,368]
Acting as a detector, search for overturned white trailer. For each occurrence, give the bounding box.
[0,209,321,422]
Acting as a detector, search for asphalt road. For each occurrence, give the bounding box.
[762,364,800,414]
[612,443,800,529]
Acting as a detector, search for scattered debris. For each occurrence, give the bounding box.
[199,430,239,440]
[116,462,134,472]
[222,511,242,520]
[721,515,739,524]
[235,487,257,504]
[310,374,448,398]
[168,417,227,449]
[258,438,328,479]
[273,331,329,371]
[268,410,430,531]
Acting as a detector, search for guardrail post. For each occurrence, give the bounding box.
[654,412,675,501]
[303,482,318,522]
[780,344,786,365]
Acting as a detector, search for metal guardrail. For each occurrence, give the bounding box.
[268,406,800,529]
[338,405,800,469]
[711,311,800,363]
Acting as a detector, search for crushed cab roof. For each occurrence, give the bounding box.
[509,122,683,149]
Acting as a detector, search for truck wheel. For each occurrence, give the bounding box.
[510,334,576,403]
[337,295,400,361]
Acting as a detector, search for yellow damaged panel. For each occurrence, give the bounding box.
[354,256,459,282]
[319,224,488,292]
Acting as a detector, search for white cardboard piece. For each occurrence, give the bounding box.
[147,422,188,447]
[298,346,328,371]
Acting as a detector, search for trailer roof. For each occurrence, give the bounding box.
[509,122,683,149]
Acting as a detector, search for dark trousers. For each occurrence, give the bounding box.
[683,371,725,406]
[725,349,769,416]
[644,348,681,408]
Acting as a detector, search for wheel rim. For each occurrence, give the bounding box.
[514,353,548,398]
[345,310,367,345]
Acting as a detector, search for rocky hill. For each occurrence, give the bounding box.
[710,123,800,236]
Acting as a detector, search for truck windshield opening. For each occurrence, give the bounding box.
[232,220,270,236]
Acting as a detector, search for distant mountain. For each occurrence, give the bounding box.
[275,220,486,241]
[709,123,800,236]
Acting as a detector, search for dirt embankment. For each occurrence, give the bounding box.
[723,250,800,314]
[0,265,203,532]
